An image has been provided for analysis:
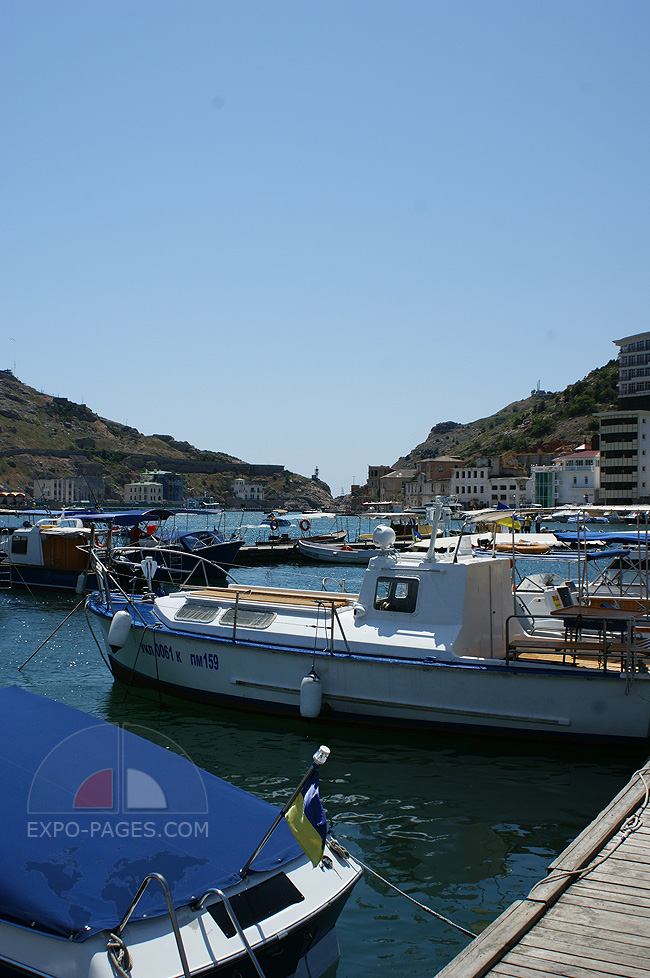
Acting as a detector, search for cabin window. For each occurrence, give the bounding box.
[373,577,418,613]
[220,608,277,628]
[11,535,28,555]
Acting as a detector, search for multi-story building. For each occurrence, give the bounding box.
[615,332,650,407]
[144,470,184,503]
[34,476,107,505]
[232,478,265,503]
[123,481,164,506]
[378,467,417,506]
[598,410,650,503]
[404,457,462,509]
[531,448,600,507]
[597,332,650,504]
[366,465,392,500]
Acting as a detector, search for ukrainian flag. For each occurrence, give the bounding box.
[285,767,327,866]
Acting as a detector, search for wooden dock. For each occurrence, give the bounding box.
[435,760,650,978]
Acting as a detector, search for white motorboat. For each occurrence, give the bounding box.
[85,512,650,741]
[0,687,361,978]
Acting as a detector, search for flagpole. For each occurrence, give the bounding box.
[239,745,330,878]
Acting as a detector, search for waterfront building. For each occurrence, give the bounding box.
[34,476,107,505]
[144,470,184,503]
[530,447,600,508]
[404,457,462,509]
[598,409,650,503]
[123,480,163,505]
[378,466,417,506]
[232,478,265,503]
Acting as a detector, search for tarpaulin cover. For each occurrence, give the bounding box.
[0,687,302,940]
[555,530,650,544]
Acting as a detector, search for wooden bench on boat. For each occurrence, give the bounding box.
[182,584,359,610]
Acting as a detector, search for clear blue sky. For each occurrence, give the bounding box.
[2,1,649,497]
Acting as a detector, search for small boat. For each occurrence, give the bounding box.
[262,512,292,527]
[237,530,347,566]
[494,539,551,556]
[108,526,244,587]
[0,515,93,590]
[86,513,650,740]
[297,539,380,564]
[0,686,362,978]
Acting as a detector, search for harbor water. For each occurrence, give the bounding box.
[1,509,647,976]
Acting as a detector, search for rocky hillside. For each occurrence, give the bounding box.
[0,370,334,509]
[398,361,618,466]
[0,361,620,508]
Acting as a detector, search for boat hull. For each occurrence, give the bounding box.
[88,600,650,741]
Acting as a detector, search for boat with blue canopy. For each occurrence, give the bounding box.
[0,687,361,978]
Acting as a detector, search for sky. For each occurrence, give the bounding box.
[2,1,650,497]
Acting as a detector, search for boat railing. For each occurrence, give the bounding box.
[101,543,240,589]
[190,888,266,978]
[112,872,191,978]
[505,611,649,676]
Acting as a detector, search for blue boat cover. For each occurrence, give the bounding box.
[0,687,302,941]
[555,530,650,544]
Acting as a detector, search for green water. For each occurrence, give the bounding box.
[0,514,646,976]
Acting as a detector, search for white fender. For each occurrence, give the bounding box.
[300,670,323,718]
[107,610,132,651]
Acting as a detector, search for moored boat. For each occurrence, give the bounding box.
[85,517,650,741]
[0,686,361,978]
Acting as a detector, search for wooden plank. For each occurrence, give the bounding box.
[537,914,650,951]
[491,965,551,978]
[579,864,650,891]
[501,946,650,978]
[520,923,650,961]
[519,930,650,973]
[559,891,650,918]
[543,900,650,938]
[572,877,650,905]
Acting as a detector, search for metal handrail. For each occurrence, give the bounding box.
[114,872,191,978]
[190,888,266,978]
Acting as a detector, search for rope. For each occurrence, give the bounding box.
[328,839,476,938]
[106,932,132,977]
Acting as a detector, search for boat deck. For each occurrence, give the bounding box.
[434,760,650,978]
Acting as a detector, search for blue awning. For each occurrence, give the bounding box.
[0,688,302,940]
[69,508,174,526]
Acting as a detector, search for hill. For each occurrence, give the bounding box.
[397,361,618,467]
[0,362,620,509]
[0,370,334,510]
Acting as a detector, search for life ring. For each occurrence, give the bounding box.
[300,519,311,532]
[340,545,354,551]
[270,519,279,531]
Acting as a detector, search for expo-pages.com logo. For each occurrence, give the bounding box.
[26,722,209,840]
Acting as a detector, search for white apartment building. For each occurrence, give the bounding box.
[232,478,265,503]
[530,448,600,507]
